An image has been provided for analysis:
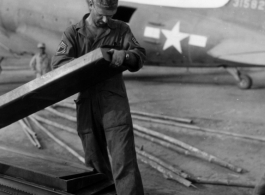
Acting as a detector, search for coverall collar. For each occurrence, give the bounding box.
[75,13,117,37]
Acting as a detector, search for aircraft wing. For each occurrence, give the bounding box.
[0,27,17,58]
[15,25,60,55]
[0,23,61,59]
[0,44,14,58]
[0,27,36,59]
[120,0,230,8]
[207,39,265,66]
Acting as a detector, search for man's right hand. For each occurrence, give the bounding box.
[107,49,126,68]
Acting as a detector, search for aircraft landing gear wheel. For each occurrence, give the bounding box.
[238,74,252,89]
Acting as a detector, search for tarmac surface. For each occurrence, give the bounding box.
[1,57,265,194]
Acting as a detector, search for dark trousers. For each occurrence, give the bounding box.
[253,174,265,195]
[76,92,144,195]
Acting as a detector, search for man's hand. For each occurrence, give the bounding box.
[108,49,125,68]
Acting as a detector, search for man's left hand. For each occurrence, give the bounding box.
[108,49,125,68]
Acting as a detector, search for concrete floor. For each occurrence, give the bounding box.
[1,57,265,194]
[123,66,265,195]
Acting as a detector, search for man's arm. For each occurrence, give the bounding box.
[52,26,77,69]
[29,55,37,71]
[48,56,53,71]
[109,24,146,72]
[122,27,146,72]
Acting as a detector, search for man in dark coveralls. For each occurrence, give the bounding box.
[52,0,145,194]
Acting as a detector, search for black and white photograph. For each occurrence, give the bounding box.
[0,0,265,194]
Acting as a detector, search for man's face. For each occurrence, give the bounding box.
[38,47,45,54]
[90,3,117,28]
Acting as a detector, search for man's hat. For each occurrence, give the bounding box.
[37,43,45,48]
[94,0,118,10]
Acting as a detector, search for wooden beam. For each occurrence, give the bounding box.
[0,48,126,128]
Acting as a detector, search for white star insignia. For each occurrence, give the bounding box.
[162,22,189,53]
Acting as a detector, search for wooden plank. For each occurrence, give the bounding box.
[0,48,126,128]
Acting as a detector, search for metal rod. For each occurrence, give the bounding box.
[23,118,42,148]
[133,115,265,142]
[52,103,193,125]
[136,153,195,188]
[23,117,33,130]
[135,147,189,179]
[18,120,39,148]
[131,110,192,124]
[45,107,76,122]
[192,177,255,188]
[32,114,76,134]
[28,116,85,164]
[21,118,41,148]
[20,118,36,137]
[135,131,205,164]
[133,124,243,173]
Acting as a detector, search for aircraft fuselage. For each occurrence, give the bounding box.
[1,0,265,69]
[117,0,265,67]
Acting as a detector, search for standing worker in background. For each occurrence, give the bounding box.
[52,0,145,194]
[29,43,52,78]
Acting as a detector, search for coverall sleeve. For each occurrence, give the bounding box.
[29,55,37,71]
[52,26,77,69]
[122,25,146,72]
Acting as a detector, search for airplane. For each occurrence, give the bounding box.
[0,0,265,89]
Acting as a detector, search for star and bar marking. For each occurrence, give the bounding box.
[144,22,208,53]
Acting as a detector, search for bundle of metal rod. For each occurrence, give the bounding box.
[18,119,41,148]
[191,177,255,188]
[135,130,203,160]
[51,102,193,125]
[23,118,36,136]
[45,107,76,122]
[41,103,265,143]
[136,152,195,188]
[135,145,254,188]
[32,114,76,134]
[35,104,265,143]
[132,115,265,142]
[28,116,85,164]
[131,110,192,124]
[133,124,243,173]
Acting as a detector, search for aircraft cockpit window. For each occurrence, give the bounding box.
[120,0,230,8]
